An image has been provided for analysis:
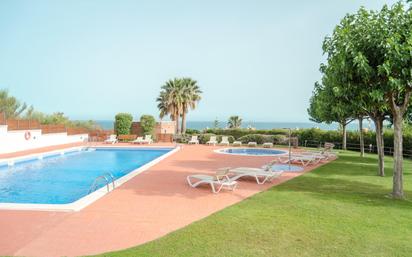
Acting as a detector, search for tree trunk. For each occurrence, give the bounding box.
[181,112,187,134]
[372,117,385,177]
[359,117,364,157]
[392,113,404,199]
[175,112,180,135]
[341,122,347,150]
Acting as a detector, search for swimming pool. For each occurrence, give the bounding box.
[0,147,177,211]
[215,148,287,156]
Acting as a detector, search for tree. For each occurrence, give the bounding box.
[0,89,27,118]
[157,78,183,134]
[321,4,393,176]
[0,89,98,130]
[180,78,202,134]
[157,91,173,121]
[42,112,70,125]
[140,115,156,136]
[308,77,354,151]
[322,2,412,196]
[156,78,202,135]
[228,116,242,129]
[115,113,133,135]
[381,4,412,198]
[213,118,219,129]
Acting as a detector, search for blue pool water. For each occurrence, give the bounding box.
[219,148,287,156]
[0,148,172,204]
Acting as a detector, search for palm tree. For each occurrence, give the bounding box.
[156,78,184,134]
[156,91,172,120]
[228,116,242,129]
[156,78,201,135]
[180,78,202,134]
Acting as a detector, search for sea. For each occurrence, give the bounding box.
[96,120,373,131]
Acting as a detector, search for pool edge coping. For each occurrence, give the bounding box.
[0,145,180,212]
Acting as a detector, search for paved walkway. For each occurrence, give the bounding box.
[0,144,330,257]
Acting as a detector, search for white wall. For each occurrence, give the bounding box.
[0,125,88,154]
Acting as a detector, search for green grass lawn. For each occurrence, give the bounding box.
[92,151,412,257]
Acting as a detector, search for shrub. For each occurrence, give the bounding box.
[238,134,266,144]
[114,113,133,135]
[273,134,288,144]
[175,134,191,143]
[185,128,200,135]
[199,133,216,144]
[217,135,235,143]
[187,127,412,153]
[204,128,289,139]
[204,129,245,139]
[140,115,156,136]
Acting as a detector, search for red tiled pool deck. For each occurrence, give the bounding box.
[0,143,332,257]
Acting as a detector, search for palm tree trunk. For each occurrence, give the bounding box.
[181,112,187,134]
[175,112,180,135]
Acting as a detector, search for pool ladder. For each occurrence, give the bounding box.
[88,173,115,194]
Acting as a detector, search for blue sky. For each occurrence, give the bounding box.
[0,0,397,122]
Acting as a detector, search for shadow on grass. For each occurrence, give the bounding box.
[317,153,412,178]
[273,159,412,210]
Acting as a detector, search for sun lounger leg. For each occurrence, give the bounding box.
[211,183,224,193]
[255,176,267,185]
[187,177,196,187]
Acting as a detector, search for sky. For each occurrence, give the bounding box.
[0,0,398,122]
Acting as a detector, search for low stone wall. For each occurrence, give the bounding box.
[0,125,88,155]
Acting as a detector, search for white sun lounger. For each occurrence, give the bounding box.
[206,136,218,146]
[219,136,230,146]
[131,136,144,144]
[248,142,257,147]
[262,142,273,148]
[187,168,238,193]
[104,134,118,144]
[229,167,283,184]
[233,141,242,146]
[299,151,329,162]
[142,135,153,144]
[276,154,318,166]
[188,135,199,144]
[316,142,337,159]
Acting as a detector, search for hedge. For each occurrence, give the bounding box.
[183,127,412,150]
[204,128,288,139]
[198,134,235,144]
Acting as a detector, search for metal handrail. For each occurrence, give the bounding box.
[88,172,116,194]
[102,172,115,191]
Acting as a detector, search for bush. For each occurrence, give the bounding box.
[175,134,191,143]
[217,135,235,143]
[185,128,200,135]
[186,127,412,152]
[273,134,288,144]
[114,113,133,135]
[140,115,156,136]
[199,133,216,144]
[204,128,289,139]
[238,134,269,144]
